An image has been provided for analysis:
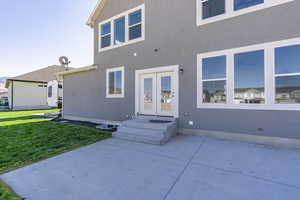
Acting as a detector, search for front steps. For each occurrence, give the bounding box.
[113,116,178,145]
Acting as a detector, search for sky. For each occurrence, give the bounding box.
[0,0,99,77]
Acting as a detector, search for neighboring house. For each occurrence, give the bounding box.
[5,65,68,110]
[59,0,300,140]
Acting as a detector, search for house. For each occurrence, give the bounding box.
[59,0,300,144]
[5,65,68,110]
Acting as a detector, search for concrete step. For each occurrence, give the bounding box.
[134,115,176,122]
[118,126,165,137]
[113,132,165,145]
[121,120,171,131]
[113,116,178,145]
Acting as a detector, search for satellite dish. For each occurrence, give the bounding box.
[59,56,70,66]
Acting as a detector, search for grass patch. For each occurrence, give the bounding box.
[0,179,21,200]
[0,109,112,174]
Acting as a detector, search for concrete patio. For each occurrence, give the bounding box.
[1,135,300,200]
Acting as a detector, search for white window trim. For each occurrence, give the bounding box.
[196,0,294,26]
[106,66,125,98]
[197,37,300,111]
[99,4,145,53]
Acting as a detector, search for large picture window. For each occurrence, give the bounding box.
[197,0,293,26]
[275,44,300,104]
[197,37,300,110]
[99,5,145,52]
[106,67,125,98]
[234,50,265,104]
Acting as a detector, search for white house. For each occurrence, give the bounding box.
[5,65,68,110]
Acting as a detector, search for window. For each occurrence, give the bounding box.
[106,66,125,98]
[48,86,52,98]
[101,22,111,48]
[201,55,227,103]
[197,0,293,26]
[114,17,125,45]
[275,44,300,104]
[201,0,225,20]
[197,37,300,110]
[234,0,264,11]
[234,50,265,104]
[99,5,145,52]
[129,9,142,40]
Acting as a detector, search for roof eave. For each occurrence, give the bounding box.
[86,0,108,28]
[57,65,98,78]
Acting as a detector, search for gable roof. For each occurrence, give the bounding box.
[86,0,108,28]
[5,65,70,88]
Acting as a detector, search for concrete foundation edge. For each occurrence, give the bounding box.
[179,128,300,149]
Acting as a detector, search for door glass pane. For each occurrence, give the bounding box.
[234,0,264,11]
[114,17,125,45]
[144,78,153,111]
[275,44,300,74]
[202,0,225,20]
[129,24,142,40]
[203,80,226,103]
[234,50,265,104]
[109,72,115,94]
[276,76,300,104]
[161,76,172,112]
[202,55,226,79]
[115,71,122,94]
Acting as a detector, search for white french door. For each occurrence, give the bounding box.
[139,71,177,117]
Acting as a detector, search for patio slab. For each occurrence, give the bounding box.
[1,135,300,200]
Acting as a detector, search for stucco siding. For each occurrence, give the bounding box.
[63,0,300,139]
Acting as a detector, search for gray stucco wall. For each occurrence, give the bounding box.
[63,0,300,139]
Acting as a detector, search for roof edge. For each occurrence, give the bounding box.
[86,0,108,28]
[5,79,48,88]
[57,65,98,77]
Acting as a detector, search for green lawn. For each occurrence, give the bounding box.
[0,180,21,200]
[0,109,112,199]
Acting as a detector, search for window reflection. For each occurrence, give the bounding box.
[144,78,153,111]
[275,44,300,74]
[203,80,226,103]
[161,76,172,111]
[114,17,125,45]
[109,71,122,95]
[234,50,265,104]
[276,76,300,104]
[202,0,225,19]
[203,56,226,80]
[234,0,264,11]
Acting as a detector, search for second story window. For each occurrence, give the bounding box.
[197,0,294,26]
[114,17,125,45]
[234,0,264,11]
[99,4,145,52]
[201,0,225,20]
[129,10,142,40]
[101,22,111,48]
